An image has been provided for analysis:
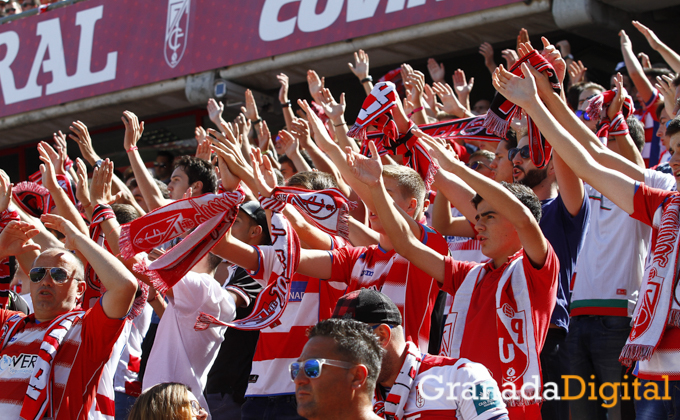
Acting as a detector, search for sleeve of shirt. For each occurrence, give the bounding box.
[556,192,590,230]
[81,300,126,358]
[442,257,478,296]
[644,169,677,192]
[329,246,362,284]
[421,223,450,256]
[522,242,559,303]
[452,361,508,420]
[630,183,676,227]
[246,245,274,287]
[172,272,236,323]
[225,267,263,307]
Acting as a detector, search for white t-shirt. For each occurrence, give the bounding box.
[571,169,676,316]
[143,272,236,418]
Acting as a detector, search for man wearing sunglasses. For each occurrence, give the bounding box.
[292,317,384,420]
[331,289,509,420]
[0,214,138,419]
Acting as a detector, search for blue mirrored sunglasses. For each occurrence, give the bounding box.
[289,358,355,381]
[575,110,591,121]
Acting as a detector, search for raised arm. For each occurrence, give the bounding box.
[348,50,373,95]
[633,21,680,74]
[41,213,137,319]
[277,73,295,131]
[122,111,168,211]
[619,30,656,105]
[89,160,123,255]
[493,62,637,214]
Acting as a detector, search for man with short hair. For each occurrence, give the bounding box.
[332,289,509,420]
[0,214,138,419]
[293,318,384,420]
[167,155,219,200]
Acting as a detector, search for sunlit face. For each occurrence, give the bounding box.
[294,337,354,420]
[167,167,191,200]
[658,114,670,150]
[668,133,680,186]
[472,100,491,116]
[30,251,85,322]
[474,199,522,266]
[512,136,548,188]
[186,390,208,420]
[280,161,296,181]
[490,140,514,183]
[369,176,415,233]
[468,156,494,179]
[231,210,257,244]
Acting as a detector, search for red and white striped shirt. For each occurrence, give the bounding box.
[0,302,125,419]
[329,224,449,352]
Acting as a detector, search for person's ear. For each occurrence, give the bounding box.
[407,197,418,216]
[76,280,86,299]
[422,197,431,214]
[350,364,369,390]
[250,224,263,240]
[192,180,204,194]
[374,324,392,348]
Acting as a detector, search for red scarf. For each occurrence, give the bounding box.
[119,189,244,293]
[0,207,20,309]
[1,311,85,420]
[347,82,439,189]
[12,181,49,217]
[260,187,355,239]
[195,209,300,331]
[484,50,561,169]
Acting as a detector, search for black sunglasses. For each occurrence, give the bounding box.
[508,145,531,161]
[154,162,168,168]
[29,267,70,284]
[469,161,492,171]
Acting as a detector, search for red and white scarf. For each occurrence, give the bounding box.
[347,81,439,189]
[0,207,19,309]
[119,189,244,293]
[484,50,561,169]
[1,310,85,420]
[374,341,422,420]
[620,195,680,366]
[586,88,634,140]
[260,187,356,239]
[194,209,300,331]
[446,258,541,406]
[12,181,49,218]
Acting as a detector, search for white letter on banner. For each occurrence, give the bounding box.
[259,0,299,42]
[385,0,405,13]
[47,5,117,95]
[297,0,342,32]
[346,0,380,22]
[0,31,24,105]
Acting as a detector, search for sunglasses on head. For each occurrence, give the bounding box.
[508,145,531,161]
[29,267,70,284]
[575,110,591,121]
[469,161,492,171]
[289,358,355,381]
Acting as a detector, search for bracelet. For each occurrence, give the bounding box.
[360,76,373,84]
[564,54,574,60]
[94,159,103,168]
[126,145,138,153]
[334,122,347,127]
[251,117,263,125]
[147,291,158,303]
[408,106,424,117]
[281,101,292,108]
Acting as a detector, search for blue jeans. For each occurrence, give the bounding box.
[240,395,303,420]
[567,315,634,420]
[114,391,137,420]
[634,378,680,420]
[206,392,243,420]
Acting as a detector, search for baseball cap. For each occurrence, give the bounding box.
[332,289,402,326]
[240,200,270,245]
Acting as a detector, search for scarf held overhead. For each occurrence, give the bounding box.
[484,50,561,169]
[620,195,680,366]
[444,258,541,407]
[119,189,244,293]
[194,210,300,331]
[261,186,356,240]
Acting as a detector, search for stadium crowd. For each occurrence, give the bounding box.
[1,19,680,420]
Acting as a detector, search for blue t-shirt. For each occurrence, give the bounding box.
[540,193,590,331]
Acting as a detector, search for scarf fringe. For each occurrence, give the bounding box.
[619,344,655,366]
[483,110,511,139]
[423,156,439,193]
[669,309,680,328]
[132,258,168,295]
[194,312,227,331]
[127,281,149,321]
[119,224,135,260]
[347,124,367,142]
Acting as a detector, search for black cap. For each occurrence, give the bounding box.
[240,200,270,245]
[332,289,402,326]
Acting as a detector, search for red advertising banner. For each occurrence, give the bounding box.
[0,0,521,118]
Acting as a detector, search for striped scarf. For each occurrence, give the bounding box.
[0,207,20,309]
[374,342,421,420]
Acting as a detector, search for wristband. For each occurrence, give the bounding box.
[281,101,292,108]
[126,145,138,153]
[408,106,424,117]
[251,117,263,125]
[360,76,373,84]
[94,159,103,168]
[334,122,347,127]
[564,54,574,60]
